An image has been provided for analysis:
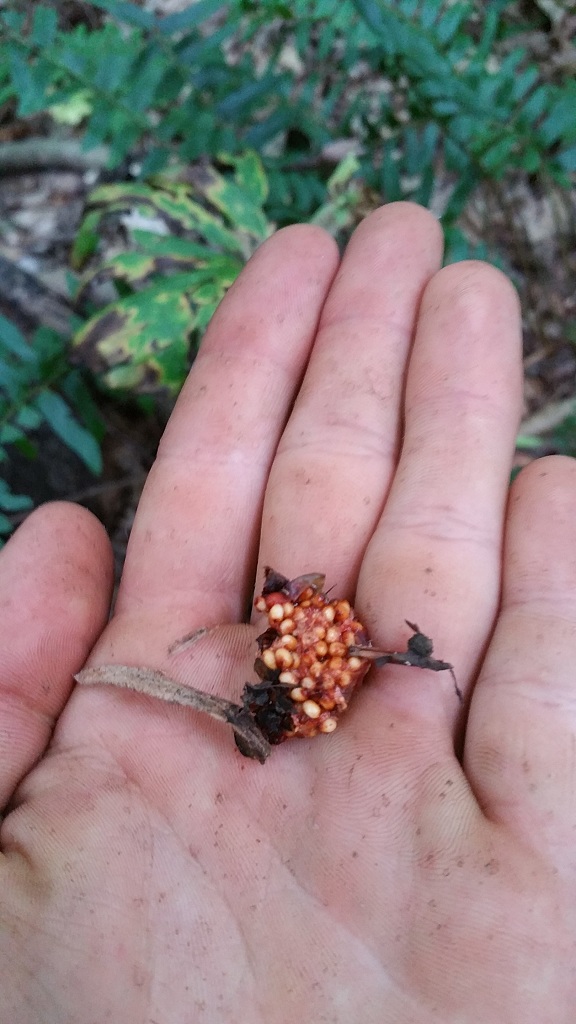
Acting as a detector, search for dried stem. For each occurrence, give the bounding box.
[75,664,271,763]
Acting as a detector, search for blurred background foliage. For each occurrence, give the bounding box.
[0,0,575,541]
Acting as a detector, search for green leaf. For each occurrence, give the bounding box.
[196,165,271,241]
[0,512,14,536]
[0,480,33,513]
[71,209,104,269]
[0,315,36,362]
[0,423,23,445]
[15,405,42,430]
[87,0,156,29]
[159,0,228,33]
[223,151,269,206]
[31,5,58,47]
[72,278,199,395]
[34,389,102,474]
[480,135,517,174]
[14,437,38,460]
[8,49,44,117]
[556,144,576,172]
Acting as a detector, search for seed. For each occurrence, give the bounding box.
[291,653,301,669]
[300,676,314,689]
[335,600,351,621]
[279,671,296,685]
[269,603,285,622]
[279,618,295,635]
[261,649,277,670]
[302,699,321,719]
[319,717,337,733]
[343,630,356,646]
[281,633,298,650]
[290,687,306,702]
[329,641,346,658]
[325,626,340,643]
[315,641,328,658]
[293,607,305,621]
[275,647,293,670]
[323,605,336,622]
[319,695,335,710]
[347,656,362,671]
[283,602,295,617]
[313,625,326,640]
[329,656,344,672]
[338,671,351,689]
[309,661,323,680]
[255,596,267,612]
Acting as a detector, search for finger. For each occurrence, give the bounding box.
[0,503,112,808]
[258,203,444,594]
[357,261,522,726]
[97,226,340,659]
[465,456,576,862]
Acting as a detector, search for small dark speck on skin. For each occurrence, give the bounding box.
[484,859,499,875]
[352,850,358,858]
[215,792,224,804]
[425,566,433,574]
[457,858,464,868]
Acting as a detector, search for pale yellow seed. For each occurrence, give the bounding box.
[325,626,340,643]
[323,605,336,622]
[347,656,362,671]
[338,671,351,690]
[279,670,296,685]
[309,661,323,680]
[283,602,295,617]
[300,676,314,689]
[329,641,346,658]
[313,625,326,640]
[261,649,277,670]
[290,687,306,702]
[343,630,356,646]
[293,607,305,621]
[319,717,337,733]
[282,633,298,651]
[269,603,285,622]
[255,596,267,612]
[335,600,351,621]
[302,699,321,720]
[279,618,295,635]
[275,647,293,670]
[329,656,344,671]
[315,641,328,658]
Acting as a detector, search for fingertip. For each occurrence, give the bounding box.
[511,453,576,500]
[4,501,114,611]
[0,501,114,807]
[352,201,444,247]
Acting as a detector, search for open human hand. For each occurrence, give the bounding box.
[2,203,575,1023]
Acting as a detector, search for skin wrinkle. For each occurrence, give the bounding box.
[379,505,498,548]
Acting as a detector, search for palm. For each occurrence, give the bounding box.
[2,204,575,1024]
